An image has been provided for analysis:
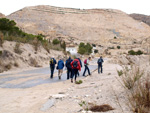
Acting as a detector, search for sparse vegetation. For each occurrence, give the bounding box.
[0,31,4,47]
[14,42,22,54]
[108,46,115,49]
[0,50,2,56]
[14,62,19,67]
[52,39,60,45]
[30,58,38,67]
[117,66,144,89]
[117,70,123,76]
[89,104,114,112]
[78,42,92,55]
[129,77,150,113]
[94,49,98,54]
[117,46,121,49]
[114,36,117,39]
[75,80,83,84]
[128,50,143,55]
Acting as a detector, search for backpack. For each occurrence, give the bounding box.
[50,58,54,65]
[84,59,87,64]
[98,58,103,64]
[73,61,78,68]
[66,59,72,68]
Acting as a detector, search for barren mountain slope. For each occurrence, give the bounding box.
[130,13,150,26]
[0,13,5,18]
[7,5,150,45]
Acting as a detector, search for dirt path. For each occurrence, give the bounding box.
[0,58,131,113]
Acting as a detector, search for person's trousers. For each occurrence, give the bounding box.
[58,69,63,77]
[50,66,55,78]
[71,69,78,81]
[67,68,72,79]
[98,64,103,73]
[83,65,91,76]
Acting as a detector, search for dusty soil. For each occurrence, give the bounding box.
[0,58,131,113]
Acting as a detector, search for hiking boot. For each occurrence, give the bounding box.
[59,76,61,79]
[71,79,73,83]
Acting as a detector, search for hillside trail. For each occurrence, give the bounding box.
[0,57,131,113]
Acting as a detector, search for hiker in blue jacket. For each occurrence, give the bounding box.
[57,58,64,79]
[97,56,104,74]
[65,56,73,79]
[49,56,57,79]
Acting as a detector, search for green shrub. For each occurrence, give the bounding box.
[75,80,83,84]
[114,36,117,39]
[52,39,60,45]
[108,46,115,49]
[117,46,121,49]
[78,42,92,55]
[128,50,143,55]
[94,49,98,53]
[0,51,2,56]
[0,32,4,47]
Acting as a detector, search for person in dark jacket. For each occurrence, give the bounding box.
[70,58,81,83]
[57,58,64,79]
[49,56,57,79]
[97,56,104,74]
[65,56,73,79]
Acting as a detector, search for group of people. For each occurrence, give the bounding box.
[49,56,104,83]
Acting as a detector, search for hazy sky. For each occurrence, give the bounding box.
[0,0,150,15]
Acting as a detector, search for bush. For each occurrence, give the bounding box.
[75,80,83,84]
[129,78,150,113]
[108,46,115,49]
[117,66,144,89]
[94,49,98,53]
[32,38,40,52]
[52,39,60,45]
[0,50,2,56]
[78,42,92,55]
[117,46,121,49]
[14,42,22,54]
[14,62,19,67]
[114,36,117,39]
[128,50,143,55]
[0,31,4,47]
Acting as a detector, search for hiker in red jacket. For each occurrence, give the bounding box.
[70,58,81,83]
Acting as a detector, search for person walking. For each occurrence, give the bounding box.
[49,56,57,79]
[57,58,64,79]
[65,56,73,79]
[83,57,91,76]
[97,56,104,74]
[77,56,82,76]
[70,58,81,83]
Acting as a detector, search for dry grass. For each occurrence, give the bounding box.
[29,57,38,67]
[32,38,40,52]
[89,104,114,112]
[129,76,150,113]
[117,65,144,89]
[14,42,22,54]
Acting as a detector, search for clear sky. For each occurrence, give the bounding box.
[0,0,150,16]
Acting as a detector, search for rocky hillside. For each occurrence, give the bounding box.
[7,5,150,46]
[0,13,5,18]
[130,13,150,26]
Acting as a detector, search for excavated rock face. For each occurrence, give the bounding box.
[7,5,150,46]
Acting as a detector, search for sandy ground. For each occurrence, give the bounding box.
[0,58,131,113]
